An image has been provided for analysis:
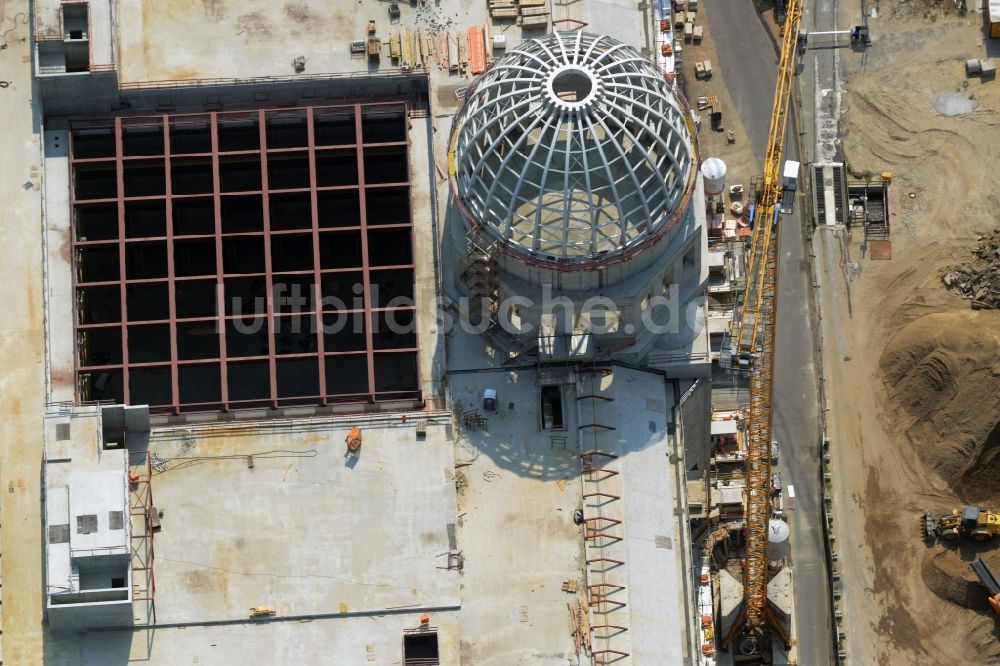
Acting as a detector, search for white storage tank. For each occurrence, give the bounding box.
[701,157,727,196]
[768,518,790,560]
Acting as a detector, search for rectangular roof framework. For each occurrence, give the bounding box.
[70,102,419,413]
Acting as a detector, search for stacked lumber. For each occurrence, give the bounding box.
[489,0,519,19]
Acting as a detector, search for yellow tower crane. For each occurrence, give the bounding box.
[721,0,803,654]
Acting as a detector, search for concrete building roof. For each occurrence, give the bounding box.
[26,0,709,657]
[43,405,134,630]
[716,483,746,506]
[711,419,740,435]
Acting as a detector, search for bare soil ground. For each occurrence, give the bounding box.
[822,2,1000,664]
[681,21,761,189]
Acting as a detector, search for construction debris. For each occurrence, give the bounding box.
[568,597,592,656]
[940,229,1000,309]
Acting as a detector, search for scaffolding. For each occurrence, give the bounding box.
[129,450,157,624]
[576,367,630,663]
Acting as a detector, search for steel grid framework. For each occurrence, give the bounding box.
[452,31,695,263]
[70,102,420,414]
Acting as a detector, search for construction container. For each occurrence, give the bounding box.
[991,0,1000,38]
[981,58,997,78]
[688,0,698,10]
[684,22,694,40]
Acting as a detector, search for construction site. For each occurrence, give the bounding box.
[4,0,998,664]
[814,1,1000,664]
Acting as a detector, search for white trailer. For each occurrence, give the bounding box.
[782,160,800,191]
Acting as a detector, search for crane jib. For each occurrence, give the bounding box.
[721,0,803,653]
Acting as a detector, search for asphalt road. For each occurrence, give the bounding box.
[703,1,831,663]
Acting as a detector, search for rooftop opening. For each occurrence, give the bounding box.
[551,67,594,102]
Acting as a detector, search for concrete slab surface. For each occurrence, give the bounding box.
[0,1,48,663]
[145,421,459,623]
[44,610,462,665]
[115,0,490,83]
[448,369,585,664]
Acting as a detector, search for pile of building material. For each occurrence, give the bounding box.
[518,0,549,28]
[488,0,548,25]
[433,30,465,73]
[488,0,519,19]
[941,229,1000,309]
[467,25,487,74]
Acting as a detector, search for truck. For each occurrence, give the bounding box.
[779,160,800,214]
[782,160,800,191]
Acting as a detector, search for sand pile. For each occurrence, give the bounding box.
[921,550,992,611]
[880,311,1000,501]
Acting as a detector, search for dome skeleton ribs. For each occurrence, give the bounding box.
[453,31,694,261]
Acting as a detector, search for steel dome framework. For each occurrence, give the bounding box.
[452,31,696,264]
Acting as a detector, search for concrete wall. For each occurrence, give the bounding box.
[47,596,133,632]
[450,177,709,361]
[677,378,712,475]
[40,73,426,120]
[42,129,74,402]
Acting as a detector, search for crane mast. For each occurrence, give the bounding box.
[721,0,803,653]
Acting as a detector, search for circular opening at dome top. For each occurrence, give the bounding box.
[550,67,594,104]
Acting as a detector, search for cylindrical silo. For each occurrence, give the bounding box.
[768,518,790,560]
[701,157,727,196]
